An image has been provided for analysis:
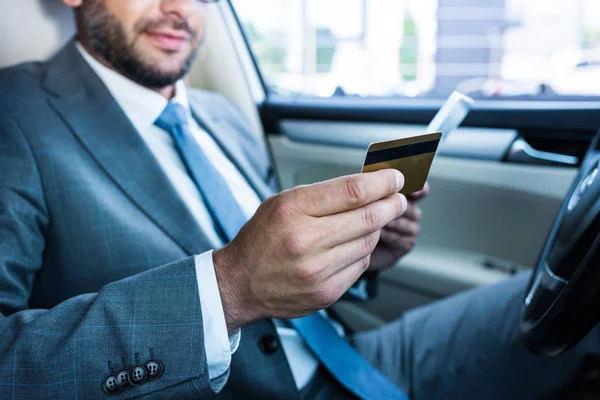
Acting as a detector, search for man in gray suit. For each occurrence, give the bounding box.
[1,0,599,399]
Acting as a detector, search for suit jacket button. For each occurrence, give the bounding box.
[128,365,148,386]
[116,368,133,390]
[128,353,148,386]
[102,375,121,396]
[116,358,133,390]
[258,334,280,354]
[145,359,164,381]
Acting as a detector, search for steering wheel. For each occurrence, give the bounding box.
[521,128,600,356]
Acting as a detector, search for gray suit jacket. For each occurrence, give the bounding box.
[0,41,302,399]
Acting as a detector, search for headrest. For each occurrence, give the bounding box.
[0,0,75,69]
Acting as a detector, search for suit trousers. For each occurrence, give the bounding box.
[306,272,600,399]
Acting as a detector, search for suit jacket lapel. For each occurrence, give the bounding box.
[43,41,214,256]
[190,104,273,201]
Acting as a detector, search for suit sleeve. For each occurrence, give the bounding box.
[0,108,220,398]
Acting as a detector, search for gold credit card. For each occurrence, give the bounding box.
[361,132,442,195]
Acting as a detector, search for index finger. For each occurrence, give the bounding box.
[295,169,405,217]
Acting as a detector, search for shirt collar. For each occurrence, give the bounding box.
[75,42,191,134]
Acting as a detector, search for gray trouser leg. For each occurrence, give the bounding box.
[352,272,600,399]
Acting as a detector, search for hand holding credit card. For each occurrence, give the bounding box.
[361,91,473,194]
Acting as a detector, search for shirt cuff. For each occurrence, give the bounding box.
[194,251,240,384]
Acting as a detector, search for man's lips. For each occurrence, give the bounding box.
[144,30,190,51]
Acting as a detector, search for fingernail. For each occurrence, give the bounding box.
[395,171,404,190]
[398,193,408,212]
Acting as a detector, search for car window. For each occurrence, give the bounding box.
[231,0,600,100]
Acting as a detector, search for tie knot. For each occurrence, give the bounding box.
[155,102,188,133]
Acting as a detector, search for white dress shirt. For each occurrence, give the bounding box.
[75,44,341,390]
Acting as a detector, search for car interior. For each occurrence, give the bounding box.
[1,0,600,398]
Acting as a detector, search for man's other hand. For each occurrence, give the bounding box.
[368,182,430,272]
[213,170,408,333]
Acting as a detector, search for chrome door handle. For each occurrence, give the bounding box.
[506,138,579,166]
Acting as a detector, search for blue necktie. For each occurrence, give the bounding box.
[289,316,409,400]
[155,103,246,243]
[155,102,409,400]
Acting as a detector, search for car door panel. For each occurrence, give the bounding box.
[270,133,576,265]
[268,121,581,331]
[280,120,519,160]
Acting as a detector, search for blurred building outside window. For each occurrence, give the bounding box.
[232,0,600,99]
